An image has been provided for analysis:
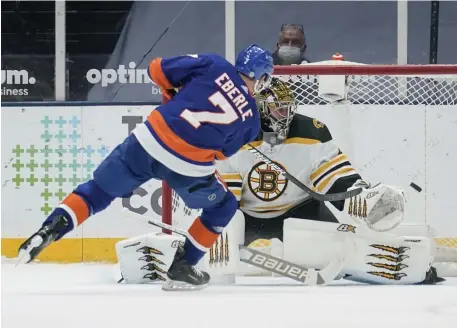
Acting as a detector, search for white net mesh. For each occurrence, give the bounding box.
[171,190,201,228]
[277,74,457,105]
[276,67,457,271]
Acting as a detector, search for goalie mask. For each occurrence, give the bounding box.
[255,78,297,144]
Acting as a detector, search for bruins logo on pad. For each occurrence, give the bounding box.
[370,244,410,255]
[313,119,324,129]
[368,271,407,281]
[136,246,164,255]
[208,233,229,267]
[143,272,166,281]
[367,262,408,272]
[138,255,166,266]
[248,161,288,201]
[368,254,409,263]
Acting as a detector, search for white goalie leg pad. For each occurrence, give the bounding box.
[283,219,434,284]
[196,209,245,284]
[115,232,184,284]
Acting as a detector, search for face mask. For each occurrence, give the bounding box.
[277,46,302,65]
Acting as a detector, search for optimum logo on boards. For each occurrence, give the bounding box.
[1,69,36,96]
[85,62,162,95]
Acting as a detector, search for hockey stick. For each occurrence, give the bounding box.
[238,245,345,286]
[123,208,190,238]
[123,208,347,286]
[108,0,193,102]
[246,144,363,201]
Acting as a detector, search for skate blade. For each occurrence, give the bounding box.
[162,279,208,291]
[15,235,43,266]
[15,250,31,266]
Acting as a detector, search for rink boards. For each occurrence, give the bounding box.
[1,102,457,262]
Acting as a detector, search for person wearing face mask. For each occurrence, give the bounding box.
[273,24,310,65]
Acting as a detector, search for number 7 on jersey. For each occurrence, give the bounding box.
[180,91,251,128]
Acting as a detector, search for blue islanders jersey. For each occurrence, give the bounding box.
[132,53,260,177]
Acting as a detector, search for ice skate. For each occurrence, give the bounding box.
[17,215,70,265]
[162,245,210,291]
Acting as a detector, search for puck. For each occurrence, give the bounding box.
[410,182,422,193]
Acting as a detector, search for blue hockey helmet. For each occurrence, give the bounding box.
[236,44,274,92]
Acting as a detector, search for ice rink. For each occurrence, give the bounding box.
[2,260,457,328]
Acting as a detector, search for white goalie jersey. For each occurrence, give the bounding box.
[216,114,362,219]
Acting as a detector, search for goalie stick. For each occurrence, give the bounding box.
[123,208,347,286]
[238,245,345,285]
[247,144,363,201]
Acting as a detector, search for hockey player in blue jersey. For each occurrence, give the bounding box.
[17,44,273,290]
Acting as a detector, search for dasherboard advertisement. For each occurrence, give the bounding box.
[2,103,456,262]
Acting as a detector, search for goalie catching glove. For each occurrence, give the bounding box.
[337,179,406,232]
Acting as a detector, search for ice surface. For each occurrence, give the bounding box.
[2,260,457,328]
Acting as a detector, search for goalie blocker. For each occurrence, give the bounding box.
[116,209,438,285]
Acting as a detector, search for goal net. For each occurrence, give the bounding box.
[161,60,457,275]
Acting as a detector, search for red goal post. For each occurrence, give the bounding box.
[161,62,457,271]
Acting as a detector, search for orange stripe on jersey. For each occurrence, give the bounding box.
[215,153,227,160]
[147,110,226,163]
[215,170,228,191]
[148,58,173,90]
[188,217,219,249]
[61,193,89,225]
